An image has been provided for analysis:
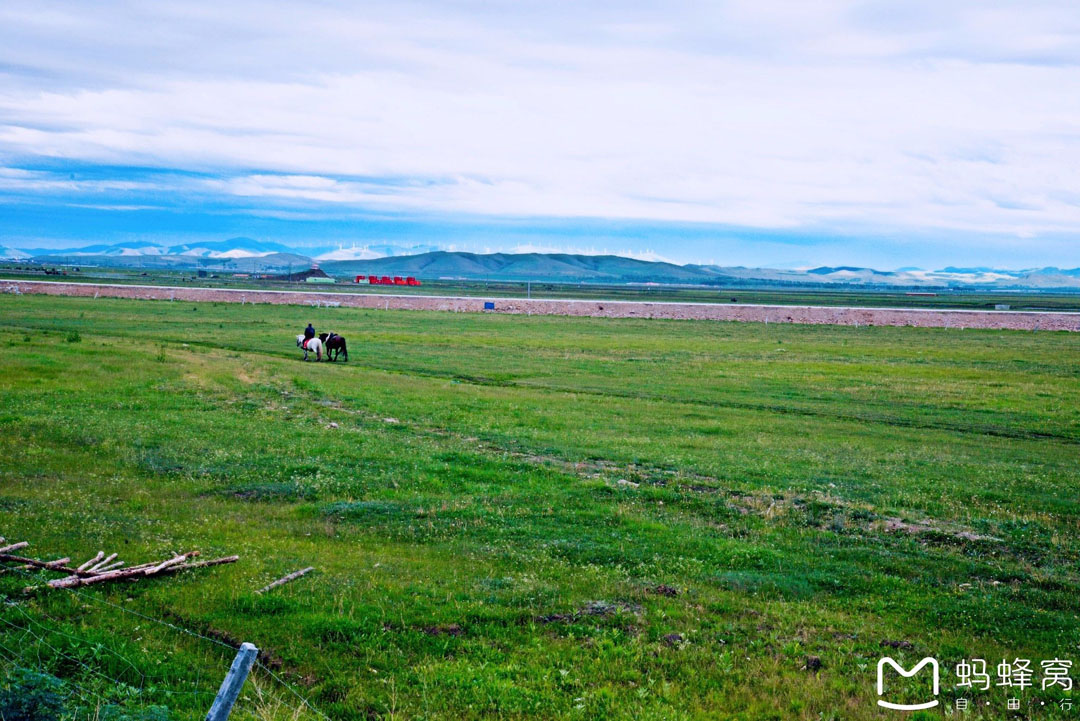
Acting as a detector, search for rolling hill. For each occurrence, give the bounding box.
[324,251,721,282]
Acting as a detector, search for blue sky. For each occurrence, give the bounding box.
[1,1,1079,268]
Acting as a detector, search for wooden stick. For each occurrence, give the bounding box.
[0,542,29,553]
[92,551,198,575]
[77,552,104,572]
[87,553,118,573]
[43,555,238,589]
[144,554,188,576]
[0,553,82,575]
[47,570,132,589]
[257,567,314,594]
[137,551,199,576]
[93,561,124,573]
[183,556,239,570]
[1,553,115,578]
[114,560,171,573]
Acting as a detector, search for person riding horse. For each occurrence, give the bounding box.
[296,324,346,362]
[300,323,316,350]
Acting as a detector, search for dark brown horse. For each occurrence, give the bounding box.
[318,332,348,362]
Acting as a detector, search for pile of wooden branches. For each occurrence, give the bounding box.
[0,537,238,593]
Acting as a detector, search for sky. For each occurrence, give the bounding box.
[1,1,1079,268]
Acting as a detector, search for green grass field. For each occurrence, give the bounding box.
[1,294,1079,720]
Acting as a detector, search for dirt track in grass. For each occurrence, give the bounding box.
[6,279,1080,331]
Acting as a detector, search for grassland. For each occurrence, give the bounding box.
[6,264,1080,311]
[1,294,1079,720]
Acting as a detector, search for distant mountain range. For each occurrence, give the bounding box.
[1,238,440,272]
[4,237,1080,289]
[331,253,1080,289]
[4,237,437,261]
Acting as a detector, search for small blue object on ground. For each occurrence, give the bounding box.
[484,301,495,310]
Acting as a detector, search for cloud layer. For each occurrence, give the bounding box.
[1,1,1079,265]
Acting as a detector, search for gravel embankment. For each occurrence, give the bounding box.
[5,280,1080,331]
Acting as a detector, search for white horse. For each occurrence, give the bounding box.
[296,334,323,361]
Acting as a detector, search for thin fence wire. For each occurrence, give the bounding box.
[5,600,147,684]
[0,562,332,719]
[0,624,120,710]
[59,581,237,652]
[0,613,148,697]
[253,660,334,721]
[0,610,215,703]
[0,642,111,714]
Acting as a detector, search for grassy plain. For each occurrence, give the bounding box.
[5,264,1080,311]
[0,294,1079,719]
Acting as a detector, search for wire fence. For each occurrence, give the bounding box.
[0,562,332,721]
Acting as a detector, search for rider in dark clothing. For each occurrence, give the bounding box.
[304,323,315,340]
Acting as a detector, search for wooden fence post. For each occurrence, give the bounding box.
[206,642,259,721]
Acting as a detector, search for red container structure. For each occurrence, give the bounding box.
[360,274,421,286]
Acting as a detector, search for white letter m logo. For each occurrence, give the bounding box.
[877,657,939,711]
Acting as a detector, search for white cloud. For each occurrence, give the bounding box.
[506,243,676,263]
[0,167,159,194]
[0,0,1079,256]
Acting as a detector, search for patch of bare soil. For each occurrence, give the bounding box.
[880,517,1000,542]
[538,600,642,624]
